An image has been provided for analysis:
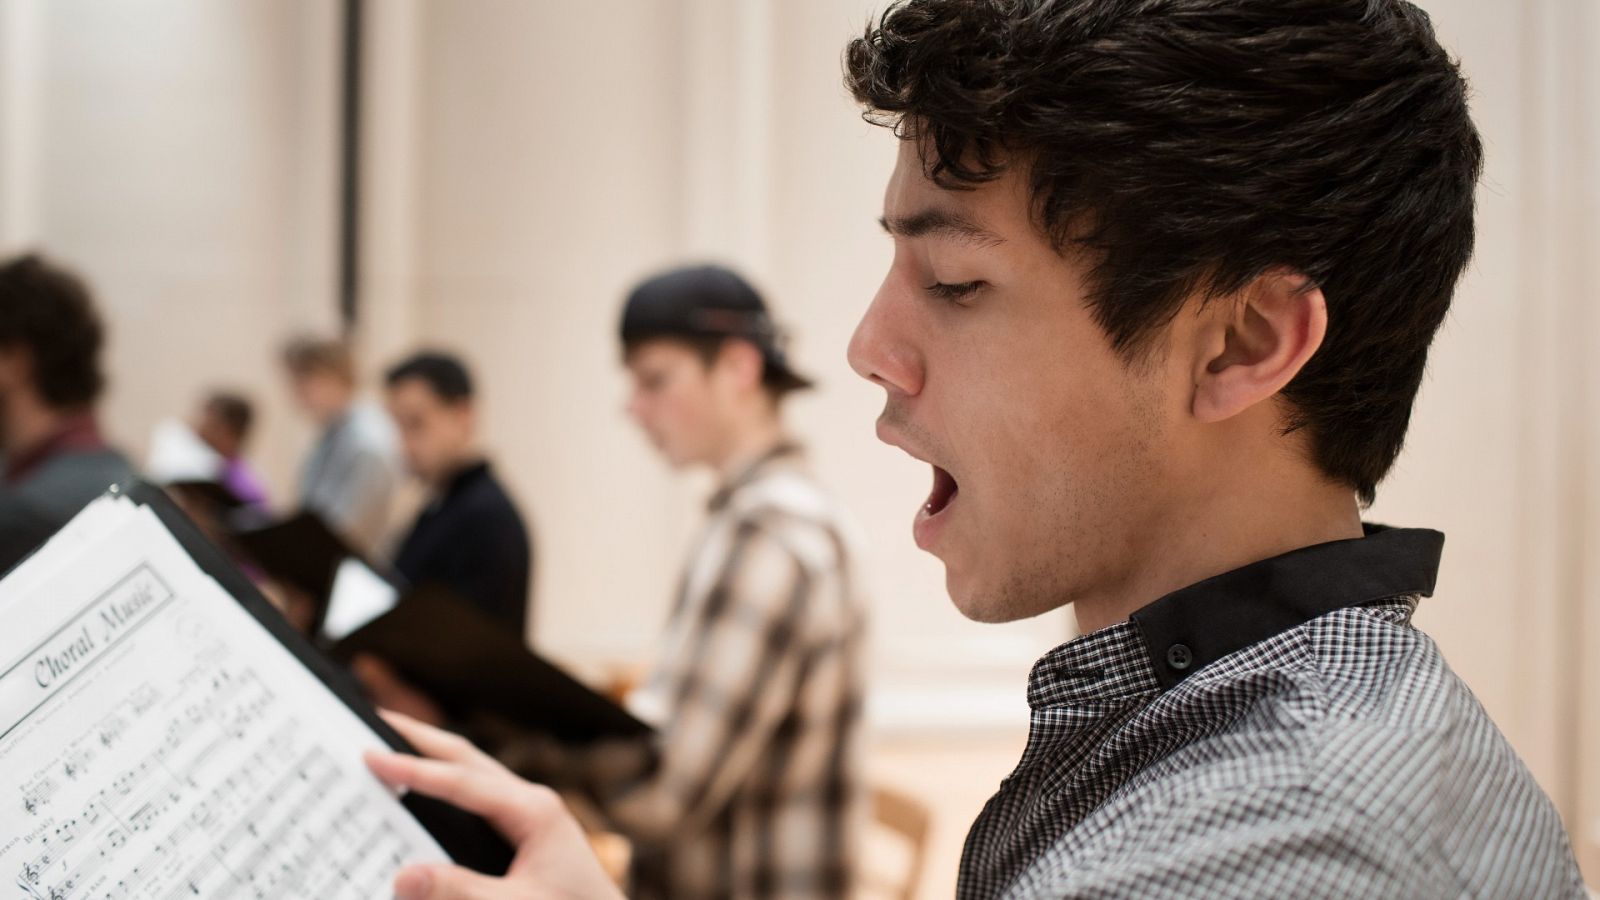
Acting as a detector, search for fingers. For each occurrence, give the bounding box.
[380,710,491,767]
[366,712,545,842]
[393,863,513,900]
[363,749,559,845]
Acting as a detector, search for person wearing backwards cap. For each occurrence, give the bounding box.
[561,264,868,899]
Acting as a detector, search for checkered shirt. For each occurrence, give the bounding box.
[606,444,867,899]
[959,527,1586,899]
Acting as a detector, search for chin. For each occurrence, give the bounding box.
[945,569,1021,624]
[946,565,1072,625]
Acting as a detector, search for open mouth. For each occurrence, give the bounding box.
[913,463,959,551]
[877,419,961,551]
[926,465,959,516]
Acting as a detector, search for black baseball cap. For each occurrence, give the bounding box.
[619,264,814,393]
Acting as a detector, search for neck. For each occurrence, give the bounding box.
[427,451,483,491]
[3,391,74,457]
[712,412,786,483]
[1071,447,1364,635]
[316,392,356,428]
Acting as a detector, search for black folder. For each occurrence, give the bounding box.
[230,509,371,607]
[118,482,515,874]
[167,478,249,512]
[335,587,653,745]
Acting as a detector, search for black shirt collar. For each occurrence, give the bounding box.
[428,459,491,508]
[1027,525,1444,706]
[1131,524,1443,689]
[447,459,491,490]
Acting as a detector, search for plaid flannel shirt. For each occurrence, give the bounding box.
[959,526,1586,899]
[605,444,867,899]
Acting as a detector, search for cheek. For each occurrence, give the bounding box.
[410,430,439,461]
[425,427,450,454]
[958,337,1160,525]
[1011,373,1169,561]
[630,389,668,424]
[651,386,707,442]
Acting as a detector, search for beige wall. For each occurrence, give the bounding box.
[2,0,1597,893]
[0,0,341,496]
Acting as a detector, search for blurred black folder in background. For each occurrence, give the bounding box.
[232,510,362,606]
[336,586,653,745]
[168,478,249,513]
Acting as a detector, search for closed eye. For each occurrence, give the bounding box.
[924,280,985,305]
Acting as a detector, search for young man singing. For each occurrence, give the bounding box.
[365,1,1586,897]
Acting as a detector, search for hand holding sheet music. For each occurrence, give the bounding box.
[0,494,450,899]
[364,713,625,900]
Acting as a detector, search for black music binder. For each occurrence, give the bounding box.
[118,482,514,874]
[229,509,376,609]
[335,586,653,745]
[165,478,249,513]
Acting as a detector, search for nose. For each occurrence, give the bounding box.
[847,275,924,398]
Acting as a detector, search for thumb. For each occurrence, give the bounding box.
[394,863,511,900]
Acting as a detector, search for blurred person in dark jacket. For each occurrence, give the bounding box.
[385,350,533,638]
[0,254,134,570]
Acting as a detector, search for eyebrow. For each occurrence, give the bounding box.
[878,209,1005,247]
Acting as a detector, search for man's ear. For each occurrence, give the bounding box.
[1191,269,1327,424]
[714,339,766,392]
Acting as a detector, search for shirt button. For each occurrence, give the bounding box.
[1166,643,1194,671]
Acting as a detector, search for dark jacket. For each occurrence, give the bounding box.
[0,416,135,572]
[392,461,533,638]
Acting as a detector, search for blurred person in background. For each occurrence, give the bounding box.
[573,263,868,899]
[0,254,134,571]
[365,1,1585,898]
[384,350,534,638]
[373,268,870,900]
[281,335,399,554]
[193,389,271,513]
[439,265,868,900]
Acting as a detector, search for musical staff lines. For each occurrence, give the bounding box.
[0,503,445,900]
[9,644,426,900]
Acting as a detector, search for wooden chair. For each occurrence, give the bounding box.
[562,792,633,890]
[862,785,933,900]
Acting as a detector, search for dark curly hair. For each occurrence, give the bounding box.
[845,0,1483,504]
[0,254,107,409]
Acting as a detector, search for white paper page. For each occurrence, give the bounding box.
[321,559,401,643]
[0,505,449,900]
[144,419,222,484]
[0,495,140,604]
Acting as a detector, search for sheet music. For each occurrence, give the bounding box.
[321,559,400,643]
[0,501,448,899]
[144,420,222,485]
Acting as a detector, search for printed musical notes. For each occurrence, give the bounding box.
[0,498,447,899]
